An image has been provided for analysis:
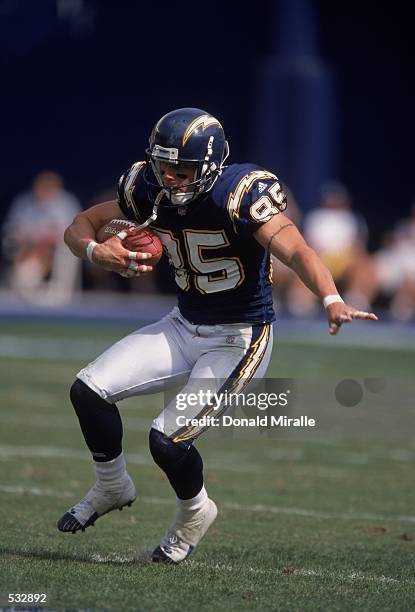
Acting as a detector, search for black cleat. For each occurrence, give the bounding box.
[151,545,176,564]
[57,511,98,533]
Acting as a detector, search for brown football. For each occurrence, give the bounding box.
[96,219,163,266]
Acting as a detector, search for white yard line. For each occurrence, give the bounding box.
[0,413,150,432]
[222,501,415,523]
[187,561,413,585]
[1,435,413,472]
[0,331,414,363]
[0,484,73,498]
[0,444,261,473]
[0,444,152,465]
[0,335,110,361]
[60,553,413,585]
[1,482,415,525]
[278,333,415,352]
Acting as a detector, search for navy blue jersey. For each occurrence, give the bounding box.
[117,162,287,324]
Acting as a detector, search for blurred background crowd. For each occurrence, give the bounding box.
[2,171,414,320]
[1,0,413,320]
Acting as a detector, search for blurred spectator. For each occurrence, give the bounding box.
[347,203,415,320]
[1,171,82,304]
[283,181,368,316]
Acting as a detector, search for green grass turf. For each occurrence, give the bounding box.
[0,321,414,611]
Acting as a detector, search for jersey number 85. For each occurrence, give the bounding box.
[152,228,244,294]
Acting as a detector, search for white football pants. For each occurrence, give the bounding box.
[77,307,273,442]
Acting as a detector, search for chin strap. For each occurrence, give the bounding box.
[170,192,195,206]
[136,189,165,230]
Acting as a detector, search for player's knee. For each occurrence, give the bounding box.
[70,379,109,415]
[149,427,190,471]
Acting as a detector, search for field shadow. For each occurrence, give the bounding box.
[0,545,153,566]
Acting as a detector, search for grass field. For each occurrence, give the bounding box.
[0,319,414,611]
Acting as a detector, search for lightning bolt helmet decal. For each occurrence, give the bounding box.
[182,115,222,146]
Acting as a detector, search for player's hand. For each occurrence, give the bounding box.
[90,236,153,277]
[327,302,378,335]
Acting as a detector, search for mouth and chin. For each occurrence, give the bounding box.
[163,183,195,206]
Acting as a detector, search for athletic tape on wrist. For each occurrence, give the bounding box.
[86,240,98,263]
[323,294,344,309]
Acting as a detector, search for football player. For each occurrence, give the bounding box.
[59,108,377,563]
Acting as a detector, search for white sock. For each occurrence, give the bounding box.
[94,452,127,489]
[177,486,208,512]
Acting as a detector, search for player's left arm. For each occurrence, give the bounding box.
[254,213,378,335]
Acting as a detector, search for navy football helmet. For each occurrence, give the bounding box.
[144,107,229,206]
